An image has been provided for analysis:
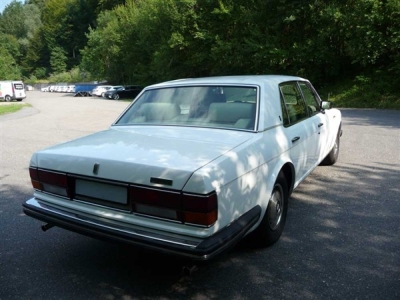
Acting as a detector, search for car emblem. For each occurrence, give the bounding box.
[93,163,100,175]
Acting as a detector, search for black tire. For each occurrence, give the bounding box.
[113,93,119,100]
[5,95,12,102]
[320,125,341,166]
[252,172,289,247]
[17,99,22,102]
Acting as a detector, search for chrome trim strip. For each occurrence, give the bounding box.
[258,124,281,132]
[26,198,199,248]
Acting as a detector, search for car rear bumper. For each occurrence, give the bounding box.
[23,198,261,260]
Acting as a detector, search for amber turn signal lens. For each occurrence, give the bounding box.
[184,210,218,226]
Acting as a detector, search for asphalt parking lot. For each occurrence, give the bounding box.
[0,91,399,299]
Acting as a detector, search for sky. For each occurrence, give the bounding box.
[0,0,23,14]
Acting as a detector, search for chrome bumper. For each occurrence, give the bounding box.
[23,198,261,260]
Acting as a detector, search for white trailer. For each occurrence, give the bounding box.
[0,80,26,101]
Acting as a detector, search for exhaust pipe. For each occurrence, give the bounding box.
[41,223,54,232]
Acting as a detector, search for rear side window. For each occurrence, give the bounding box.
[280,82,308,125]
[14,83,24,90]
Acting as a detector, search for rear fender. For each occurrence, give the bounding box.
[249,156,294,231]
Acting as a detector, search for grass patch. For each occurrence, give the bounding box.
[0,103,30,115]
[320,73,400,110]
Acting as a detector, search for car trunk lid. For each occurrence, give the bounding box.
[33,126,253,190]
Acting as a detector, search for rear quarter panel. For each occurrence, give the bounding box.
[184,127,292,234]
[319,108,342,162]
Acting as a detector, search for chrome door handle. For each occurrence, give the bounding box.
[291,136,300,143]
[318,123,324,128]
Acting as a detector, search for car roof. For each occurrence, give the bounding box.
[147,75,308,88]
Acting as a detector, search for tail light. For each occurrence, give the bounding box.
[29,167,218,227]
[129,185,218,227]
[129,185,181,221]
[183,193,218,226]
[29,167,70,198]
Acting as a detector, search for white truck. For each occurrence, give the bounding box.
[0,80,26,101]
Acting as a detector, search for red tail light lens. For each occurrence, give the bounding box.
[182,193,217,212]
[37,169,68,187]
[130,185,181,209]
[129,185,218,227]
[29,167,42,190]
[129,185,181,221]
[29,167,70,198]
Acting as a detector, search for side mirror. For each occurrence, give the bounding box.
[321,101,332,110]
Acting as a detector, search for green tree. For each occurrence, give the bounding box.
[0,0,26,38]
[60,0,99,67]
[0,32,23,80]
[0,47,22,79]
[22,28,50,77]
[97,0,125,12]
[80,8,125,81]
[23,3,42,41]
[50,46,68,74]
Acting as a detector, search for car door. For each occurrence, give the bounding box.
[280,82,317,183]
[298,81,329,167]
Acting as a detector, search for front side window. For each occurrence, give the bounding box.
[280,82,308,125]
[299,82,320,115]
[115,86,258,131]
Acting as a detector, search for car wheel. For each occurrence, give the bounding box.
[252,172,288,247]
[4,95,12,102]
[101,92,105,98]
[320,125,341,166]
[113,94,119,100]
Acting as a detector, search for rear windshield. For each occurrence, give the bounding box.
[14,83,24,90]
[13,83,24,90]
[115,85,258,131]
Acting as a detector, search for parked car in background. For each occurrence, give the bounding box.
[41,86,50,92]
[103,85,143,100]
[23,75,342,260]
[101,86,123,98]
[0,80,26,101]
[92,85,113,97]
[67,85,75,93]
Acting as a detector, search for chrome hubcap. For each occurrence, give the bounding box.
[268,185,284,230]
[333,137,339,157]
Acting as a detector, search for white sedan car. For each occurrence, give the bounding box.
[92,85,113,97]
[23,75,342,260]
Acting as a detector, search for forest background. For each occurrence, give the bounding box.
[0,0,399,109]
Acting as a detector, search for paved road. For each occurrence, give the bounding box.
[1,92,399,299]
